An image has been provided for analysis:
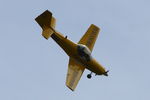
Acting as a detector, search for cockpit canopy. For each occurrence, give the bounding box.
[77,44,92,61]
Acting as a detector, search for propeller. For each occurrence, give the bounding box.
[104,70,109,76]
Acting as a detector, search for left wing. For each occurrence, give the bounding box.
[66,58,85,91]
[78,24,100,52]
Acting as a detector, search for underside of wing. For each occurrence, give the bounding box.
[78,24,100,51]
[66,58,85,91]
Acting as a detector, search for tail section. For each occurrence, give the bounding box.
[35,10,56,39]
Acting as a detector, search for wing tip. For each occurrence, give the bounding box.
[66,84,75,91]
[91,24,100,31]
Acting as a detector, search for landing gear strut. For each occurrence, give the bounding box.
[87,72,92,79]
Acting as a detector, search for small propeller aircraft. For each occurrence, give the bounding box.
[35,10,108,91]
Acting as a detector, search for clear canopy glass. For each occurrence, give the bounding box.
[77,44,92,61]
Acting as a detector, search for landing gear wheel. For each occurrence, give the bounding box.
[87,74,92,79]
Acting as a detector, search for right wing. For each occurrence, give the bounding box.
[66,58,85,91]
[78,24,100,52]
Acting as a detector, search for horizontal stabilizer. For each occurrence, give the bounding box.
[35,10,56,39]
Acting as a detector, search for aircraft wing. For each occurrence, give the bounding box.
[78,24,100,51]
[66,58,85,91]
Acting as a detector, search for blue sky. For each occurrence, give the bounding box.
[0,0,150,100]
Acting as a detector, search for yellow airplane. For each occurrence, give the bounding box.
[35,10,108,91]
